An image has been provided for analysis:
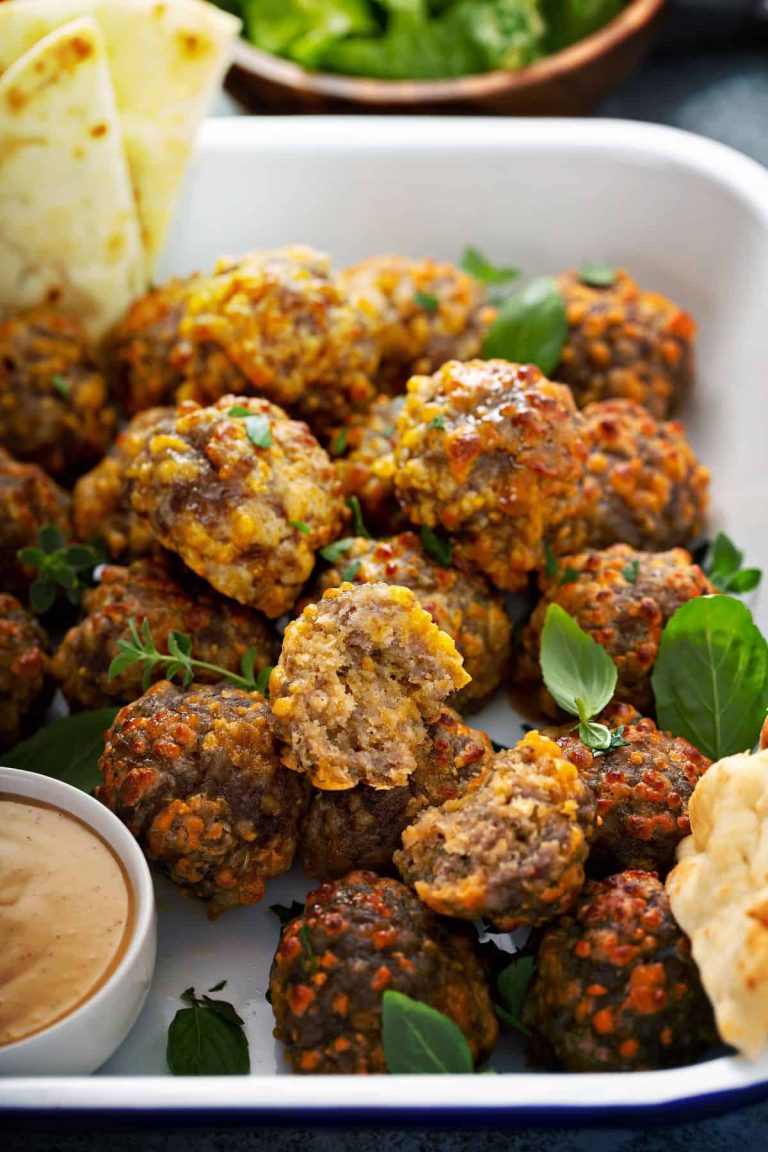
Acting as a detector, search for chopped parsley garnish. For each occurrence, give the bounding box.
[227,406,273,449]
[289,520,311,535]
[330,426,348,457]
[320,536,355,563]
[428,414,446,430]
[347,495,371,538]
[579,263,616,288]
[51,373,70,399]
[414,290,440,312]
[420,525,452,568]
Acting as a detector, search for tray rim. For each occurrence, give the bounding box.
[4,114,768,1122]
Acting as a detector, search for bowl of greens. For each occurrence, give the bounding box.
[221,0,666,115]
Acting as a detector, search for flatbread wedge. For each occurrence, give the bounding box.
[0,0,241,275]
[0,16,145,337]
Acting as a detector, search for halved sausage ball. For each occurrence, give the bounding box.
[270,582,469,791]
[269,871,498,1074]
[98,682,307,915]
[128,396,346,617]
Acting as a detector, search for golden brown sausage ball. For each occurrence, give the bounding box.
[395,732,596,929]
[555,269,696,418]
[579,399,709,551]
[0,447,70,595]
[269,871,498,1074]
[270,583,470,791]
[309,532,511,710]
[51,555,277,711]
[330,394,408,535]
[340,255,495,394]
[523,870,717,1071]
[555,705,711,876]
[0,593,52,752]
[72,408,174,562]
[128,396,346,617]
[0,308,117,484]
[109,275,204,414]
[298,706,493,880]
[98,682,306,915]
[393,360,588,591]
[516,544,714,715]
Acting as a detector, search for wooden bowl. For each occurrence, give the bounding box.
[226,0,666,116]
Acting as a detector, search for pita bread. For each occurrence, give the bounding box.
[0,17,145,337]
[0,0,240,274]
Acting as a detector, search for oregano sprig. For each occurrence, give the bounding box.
[17,526,106,613]
[108,618,268,694]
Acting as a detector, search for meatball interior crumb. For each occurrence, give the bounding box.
[395,731,596,929]
[270,582,470,791]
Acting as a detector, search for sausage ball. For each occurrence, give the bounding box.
[0,447,70,595]
[72,408,174,562]
[523,870,717,1071]
[309,532,511,710]
[340,255,495,394]
[330,394,408,534]
[0,593,52,752]
[555,269,696,418]
[51,555,277,711]
[128,396,346,617]
[580,399,709,551]
[270,583,470,791]
[109,275,203,413]
[269,871,498,1074]
[0,307,117,484]
[298,706,493,880]
[111,248,380,433]
[555,704,711,876]
[393,360,588,591]
[395,732,597,929]
[516,544,714,715]
[98,682,307,915]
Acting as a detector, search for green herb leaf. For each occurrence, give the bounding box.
[167,986,250,1076]
[382,990,473,1074]
[330,427,348,457]
[108,617,262,693]
[579,263,616,288]
[289,520,311,535]
[18,528,105,613]
[227,405,252,418]
[341,560,362,582]
[577,719,613,752]
[428,414,446,431]
[651,595,768,761]
[414,290,440,312]
[255,665,273,696]
[347,495,371,539]
[543,542,559,581]
[244,414,272,449]
[558,566,580,587]
[701,532,762,596]
[482,277,567,377]
[298,923,316,975]
[540,603,617,720]
[622,560,640,584]
[460,247,519,287]
[495,955,534,1036]
[51,373,71,399]
[319,536,355,563]
[29,578,56,615]
[269,900,305,926]
[39,524,67,553]
[240,646,259,687]
[420,525,452,568]
[208,980,227,993]
[4,707,119,792]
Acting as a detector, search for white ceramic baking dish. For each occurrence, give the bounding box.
[3,115,768,1124]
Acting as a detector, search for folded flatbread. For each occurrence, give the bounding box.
[0,17,145,337]
[0,0,240,274]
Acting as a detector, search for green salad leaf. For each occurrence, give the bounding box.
[4,708,120,793]
[651,595,768,762]
[241,0,376,68]
[382,990,473,1073]
[482,277,567,376]
[542,0,626,52]
[167,986,250,1076]
[494,955,534,1035]
[540,603,617,720]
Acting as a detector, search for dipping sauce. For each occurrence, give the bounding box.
[0,794,134,1046]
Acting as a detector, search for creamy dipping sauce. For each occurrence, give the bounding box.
[0,794,134,1046]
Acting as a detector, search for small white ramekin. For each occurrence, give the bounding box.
[0,765,156,1076]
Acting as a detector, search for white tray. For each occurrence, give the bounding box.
[4,116,768,1124]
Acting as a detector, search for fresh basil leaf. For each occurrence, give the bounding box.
[200,996,245,1027]
[420,525,452,568]
[320,536,355,563]
[4,708,120,792]
[495,955,534,1036]
[270,900,305,926]
[702,532,762,595]
[578,719,613,751]
[482,277,567,377]
[540,603,617,720]
[651,595,768,762]
[382,990,473,1074]
[166,999,249,1076]
[579,262,616,288]
[726,568,762,594]
[460,247,519,287]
